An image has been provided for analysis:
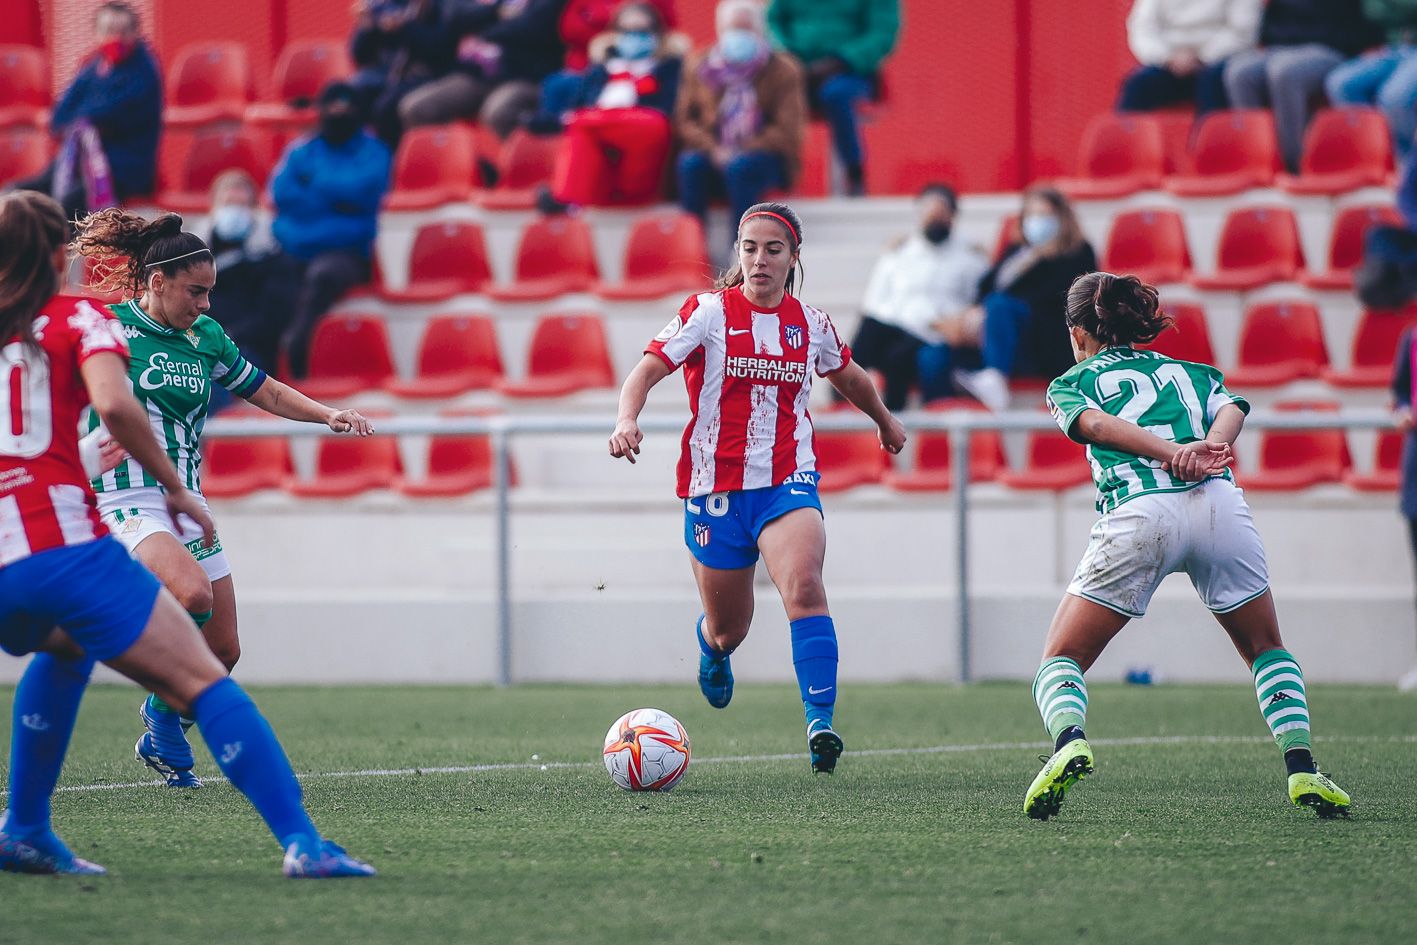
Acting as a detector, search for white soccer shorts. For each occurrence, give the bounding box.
[1067,477,1269,618]
[97,486,232,583]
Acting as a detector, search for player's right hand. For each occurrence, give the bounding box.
[1164,440,1232,481]
[165,488,217,549]
[609,419,643,464]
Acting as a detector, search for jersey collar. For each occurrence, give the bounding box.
[123,299,178,335]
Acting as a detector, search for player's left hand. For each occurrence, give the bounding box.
[878,415,907,455]
[1164,440,1232,481]
[96,434,128,474]
[327,409,374,436]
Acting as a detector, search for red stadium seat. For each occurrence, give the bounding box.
[1300,204,1403,290]
[479,130,560,210]
[246,39,352,132]
[1141,301,1215,364]
[885,399,1005,491]
[384,314,504,398]
[1190,206,1304,291]
[1241,401,1350,491]
[1278,107,1394,196]
[488,216,600,302]
[497,312,614,397]
[300,314,396,399]
[398,411,511,497]
[596,211,711,300]
[157,126,275,211]
[0,124,48,186]
[1101,208,1191,284]
[992,213,1020,261]
[1321,307,1417,388]
[286,432,402,498]
[997,428,1093,491]
[0,45,49,128]
[200,436,292,498]
[814,430,891,492]
[1164,109,1279,196]
[385,123,478,211]
[1227,301,1328,387]
[1055,113,1165,199]
[380,221,492,302]
[1154,108,1197,175]
[164,42,253,127]
[1344,430,1403,491]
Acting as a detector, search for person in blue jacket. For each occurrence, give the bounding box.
[270,82,392,378]
[11,2,161,219]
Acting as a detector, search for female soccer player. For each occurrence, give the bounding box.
[609,201,906,774]
[70,208,373,788]
[1024,271,1351,820]
[0,190,372,877]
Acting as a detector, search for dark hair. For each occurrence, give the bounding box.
[1065,272,1171,347]
[0,191,69,349]
[319,80,358,108]
[715,202,805,296]
[71,210,212,297]
[918,182,958,212]
[614,1,668,34]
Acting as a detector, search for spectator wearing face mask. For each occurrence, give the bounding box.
[536,2,683,211]
[200,170,298,380]
[848,183,988,412]
[270,82,393,378]
[534,0,678,126]
[919,186,1097,410]
[675,0,806,247]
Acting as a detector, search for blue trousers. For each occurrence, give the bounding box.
[1326,46,1417,160]
[816,73,873,172]
[677,149,787,237]
[1117,62,1229,115]
[917,292,1032,402]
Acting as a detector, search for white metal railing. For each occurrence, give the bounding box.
[205,408,1398,685]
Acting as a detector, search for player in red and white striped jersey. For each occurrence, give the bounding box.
[611,202,906,774]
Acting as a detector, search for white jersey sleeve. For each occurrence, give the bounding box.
[803,302,852,376]
[646,292,721,369]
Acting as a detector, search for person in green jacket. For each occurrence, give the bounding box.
[1325,0,1417,161]
[766,0,898,195]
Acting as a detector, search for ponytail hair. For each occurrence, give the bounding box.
[0,190,69,350]
[1065,271,1171,347]
[715,201,806,297]
[70,209,212,297]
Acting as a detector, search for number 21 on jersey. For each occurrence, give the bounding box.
[1095,363,1206,445]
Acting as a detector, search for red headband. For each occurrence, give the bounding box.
[741,210,800,244]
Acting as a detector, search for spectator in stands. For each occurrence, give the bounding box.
[1223,0,1385,172]
[270,82,392,378]
[849,183,989,412]
[535,2,682,212]
[1386,326,1417,690]
[1325,2,1417,162]
[537,0,678,124]
[9,1,160,220]
[1117,0,1263,115]
[919,186,1097,411]
[397,0,566,141]
[675,0,806,249]
[349,0,450,144]
[200,170,297,378]
[766,0,898,197]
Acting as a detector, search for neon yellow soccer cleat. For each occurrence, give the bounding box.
[1024,738,1094,820]
[1288,771,1351,818]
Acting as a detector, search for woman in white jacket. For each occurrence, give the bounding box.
[1117,0,1263,115]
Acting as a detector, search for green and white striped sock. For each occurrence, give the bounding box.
[1252,649,1311,753]
[1034,656,1088,743]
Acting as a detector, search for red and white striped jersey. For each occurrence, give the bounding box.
[0,295,129,565]
[646,286,851,498]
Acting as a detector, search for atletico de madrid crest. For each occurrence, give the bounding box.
[784,325,803,349]
[693,523,711,547]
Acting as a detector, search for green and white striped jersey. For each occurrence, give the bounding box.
[1046,346,1250,513]
[90,300,266,494]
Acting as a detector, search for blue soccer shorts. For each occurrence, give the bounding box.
[0,536,161,661]
[683,473,824,570]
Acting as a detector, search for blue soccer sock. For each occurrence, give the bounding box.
[790,615,838,728]
[191,678,317,847]
[2,654,94,836]
[696,615,734,659]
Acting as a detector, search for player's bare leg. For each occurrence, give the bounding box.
[690,559,754,708]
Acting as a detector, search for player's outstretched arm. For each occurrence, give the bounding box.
[826,360,906,454]
[610,354,673,464]
[244,377,374,436]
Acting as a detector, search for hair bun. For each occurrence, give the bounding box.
[151,213,184,237]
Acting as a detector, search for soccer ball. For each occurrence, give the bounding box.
[602,707,691,791]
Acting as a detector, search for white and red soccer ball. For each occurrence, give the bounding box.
[602,708,691,791]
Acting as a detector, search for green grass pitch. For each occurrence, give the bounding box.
[1,681,1414,945]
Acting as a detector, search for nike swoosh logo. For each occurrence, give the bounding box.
[808,685,833,695]
[790,489,809,495]
[727,328,750,335]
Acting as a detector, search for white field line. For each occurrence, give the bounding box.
[7,732,1413,798]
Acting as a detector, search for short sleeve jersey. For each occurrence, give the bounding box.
[0,295,129,565]
[90,300,266,495]
[646,286,852,498]
[1046,346,1250,513]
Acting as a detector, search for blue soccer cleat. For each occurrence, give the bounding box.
[807,717,844,775]
[0,826,106,875]
[282,835,377,878]
[137,697,201,787]
[135,733,203,789]
[696,615,734,709]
